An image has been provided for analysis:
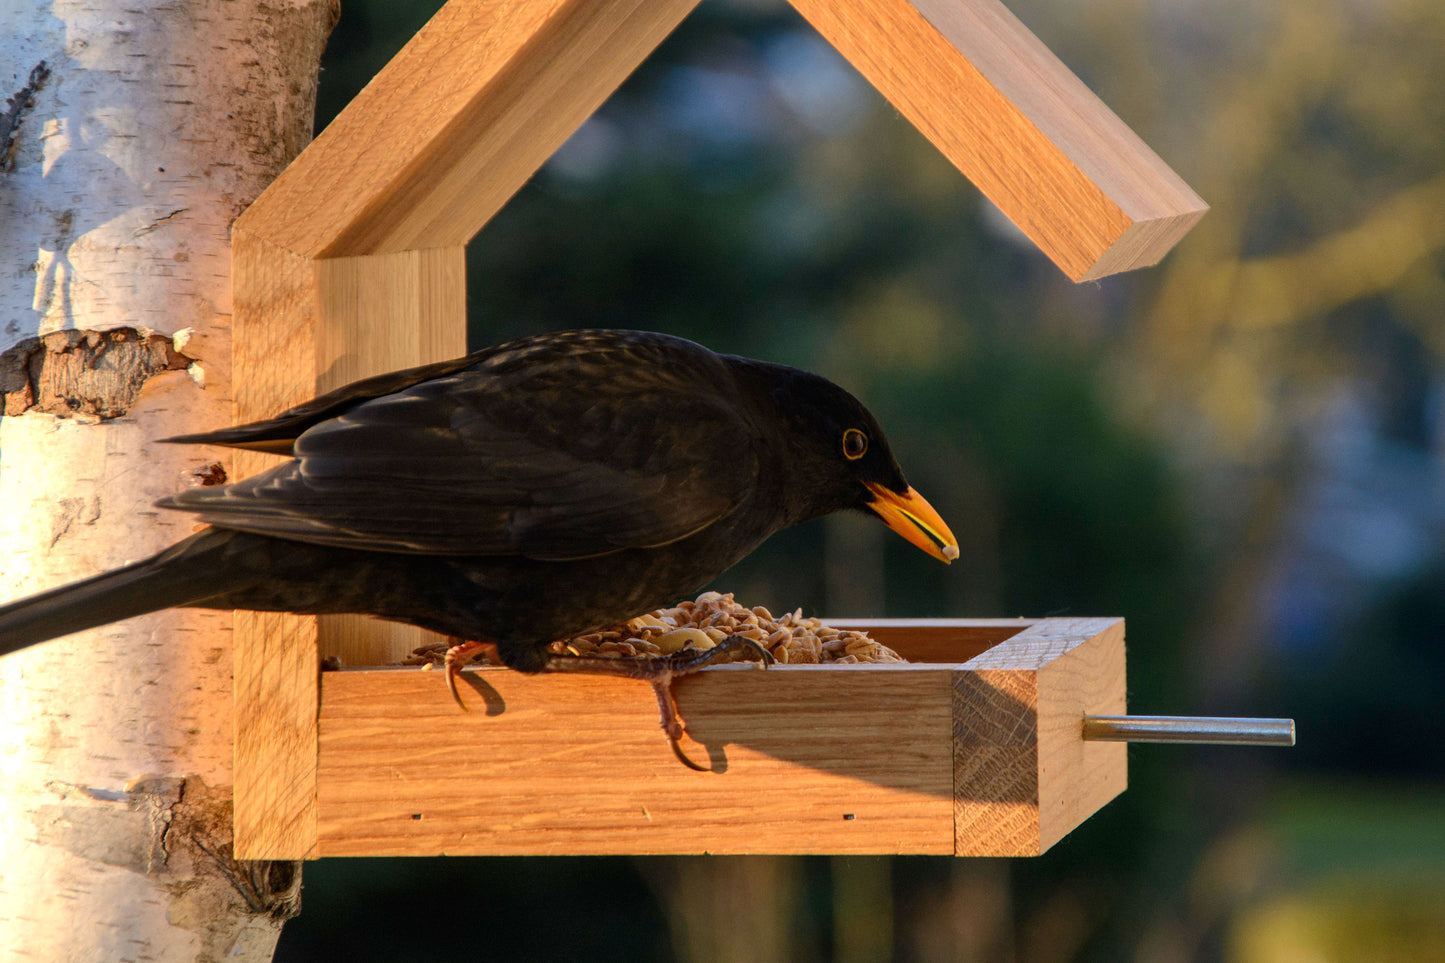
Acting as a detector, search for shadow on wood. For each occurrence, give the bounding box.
[239,618,1129,858]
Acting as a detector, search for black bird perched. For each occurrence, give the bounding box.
[0,329,957,767]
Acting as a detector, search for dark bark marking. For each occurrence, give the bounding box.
[187,462,228,487]
[34,776,183,875]
[33,776,301,921]
[172,777,303,921]
[0,328,195,418]
[2,60,49,173]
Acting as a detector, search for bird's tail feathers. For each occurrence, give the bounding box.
[0,528,245,658]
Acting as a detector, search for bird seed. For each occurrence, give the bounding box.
[403,591,905,667]
[558,591,905,665]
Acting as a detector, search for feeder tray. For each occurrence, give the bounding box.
[237,618,1122,858]
[229,0,1216,859]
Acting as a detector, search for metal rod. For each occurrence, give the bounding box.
[1081,715,1296,746]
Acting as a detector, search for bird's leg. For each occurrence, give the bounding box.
[444,638,500,709]
[537,636,775,771]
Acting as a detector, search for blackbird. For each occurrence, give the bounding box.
[0,329,957,767]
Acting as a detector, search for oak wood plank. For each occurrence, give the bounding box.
[313,248,468,667]
[316,664,957,856]
[231,228,322,860]
[1033,619,1127,852]
[952,618,1126,856]
[235,0,703,258]
[787,0,1207,280]
[952,663,1042,855]
[229,241,468,854]
[231,618,1129,858]
[832,618,1034,664]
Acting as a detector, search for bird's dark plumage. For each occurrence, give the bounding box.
[0,330,957,677]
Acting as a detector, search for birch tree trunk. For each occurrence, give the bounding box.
[0,2,335,959]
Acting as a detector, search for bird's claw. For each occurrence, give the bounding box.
[728,635,775,668]
[650,676,712,772]
[456,632,776,770]
[651,634,774,772]
[662,633,775,673]
[443,639,498,711]
[669,733,710,772]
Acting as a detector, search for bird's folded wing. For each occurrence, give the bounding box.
[161,352,490,455]
[159,360,758,561]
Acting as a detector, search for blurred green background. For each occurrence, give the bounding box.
[273,1,1445,960]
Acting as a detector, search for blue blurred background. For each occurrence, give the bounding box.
[274,1,1445,959]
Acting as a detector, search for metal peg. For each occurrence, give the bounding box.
[1082,715,1296,747]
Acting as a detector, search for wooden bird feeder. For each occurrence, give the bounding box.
[230,0,1211,860]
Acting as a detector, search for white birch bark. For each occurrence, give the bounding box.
[0,2,334,959]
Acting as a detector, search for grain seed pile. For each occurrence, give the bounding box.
[560,591,905,664]
[405,591,905,666]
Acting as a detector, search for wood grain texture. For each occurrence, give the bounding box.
[230,242,467,855]
[317,663,956,856]
[952,665,1041,855]
[1033,619,1126,852]
[786,0,1207,280]
[314,247,467,667]
[233,610,321,860]
[315,248,468,394]
[832,618,1033,664]
[312,620,1010,856]
[952,618,1126,856]
[232,227,320,439]
[232,228,322,860]
[234,0,703,258]
[234,619,1135,858]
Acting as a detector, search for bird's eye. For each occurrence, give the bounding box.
[842,428,868,460]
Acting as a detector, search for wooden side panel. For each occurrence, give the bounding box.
[230,241,468,854]
[316,664,957,856]
[831,618,1033,664]
[234,0,704,258]
[787,0,1207,280]
[231,228,322,860]
[239,610,1125,859]
[314,248,468,667]
[1035,619,1126,851]
[232,227,320,441]
[315,248,468,393]
[951,618,1127,856]
[233,611,321,860]
[952,666,1041,855]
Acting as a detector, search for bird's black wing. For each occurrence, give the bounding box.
[162,353,493,455]
[159,332,760,561]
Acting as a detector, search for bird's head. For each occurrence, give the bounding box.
[740,361,960,564]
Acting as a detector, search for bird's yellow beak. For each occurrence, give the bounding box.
[863,482,959,564]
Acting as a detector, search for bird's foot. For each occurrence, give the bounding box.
[444,638,501,710]
[540,635,774,771]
